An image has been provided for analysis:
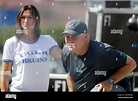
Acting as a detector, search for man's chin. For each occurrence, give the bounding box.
[68,48,74,51]
[23,27,27,30]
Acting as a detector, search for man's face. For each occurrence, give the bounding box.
[64,33,87,52]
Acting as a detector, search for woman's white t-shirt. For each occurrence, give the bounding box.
[2,35,59,92]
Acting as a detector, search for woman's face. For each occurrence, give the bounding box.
[21,10,35,31]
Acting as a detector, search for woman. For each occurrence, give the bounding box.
[0,4,61,92]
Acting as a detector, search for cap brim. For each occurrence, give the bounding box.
[61,30,79,36]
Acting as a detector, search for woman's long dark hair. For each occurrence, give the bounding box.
[14,4,41,39]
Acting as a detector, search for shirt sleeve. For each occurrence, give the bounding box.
[100,47,127,71]
[46,35,59,52]
[2,38,14,62]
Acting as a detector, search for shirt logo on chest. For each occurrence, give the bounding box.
[75,59,86,73]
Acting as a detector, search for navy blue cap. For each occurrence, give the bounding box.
[62,19,87,36]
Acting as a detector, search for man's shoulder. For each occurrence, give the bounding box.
[91,40,115,53]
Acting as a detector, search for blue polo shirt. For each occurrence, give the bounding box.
[61,39,131,92]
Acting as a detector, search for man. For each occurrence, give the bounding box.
[61,19,137,92]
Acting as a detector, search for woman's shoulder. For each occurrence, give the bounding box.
[40,34,53,39]
[40,34,55,41]
[40,34,51,38]
[5,36,17,43]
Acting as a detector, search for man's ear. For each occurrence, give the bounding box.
[85,33,89,38]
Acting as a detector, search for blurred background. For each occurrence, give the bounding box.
[0,0,138,92]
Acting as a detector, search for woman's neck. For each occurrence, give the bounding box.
[21,33,39,42]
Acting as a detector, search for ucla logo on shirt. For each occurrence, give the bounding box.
[75,67,87,74]
[20,50,48,57]
[19,50,48,64]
